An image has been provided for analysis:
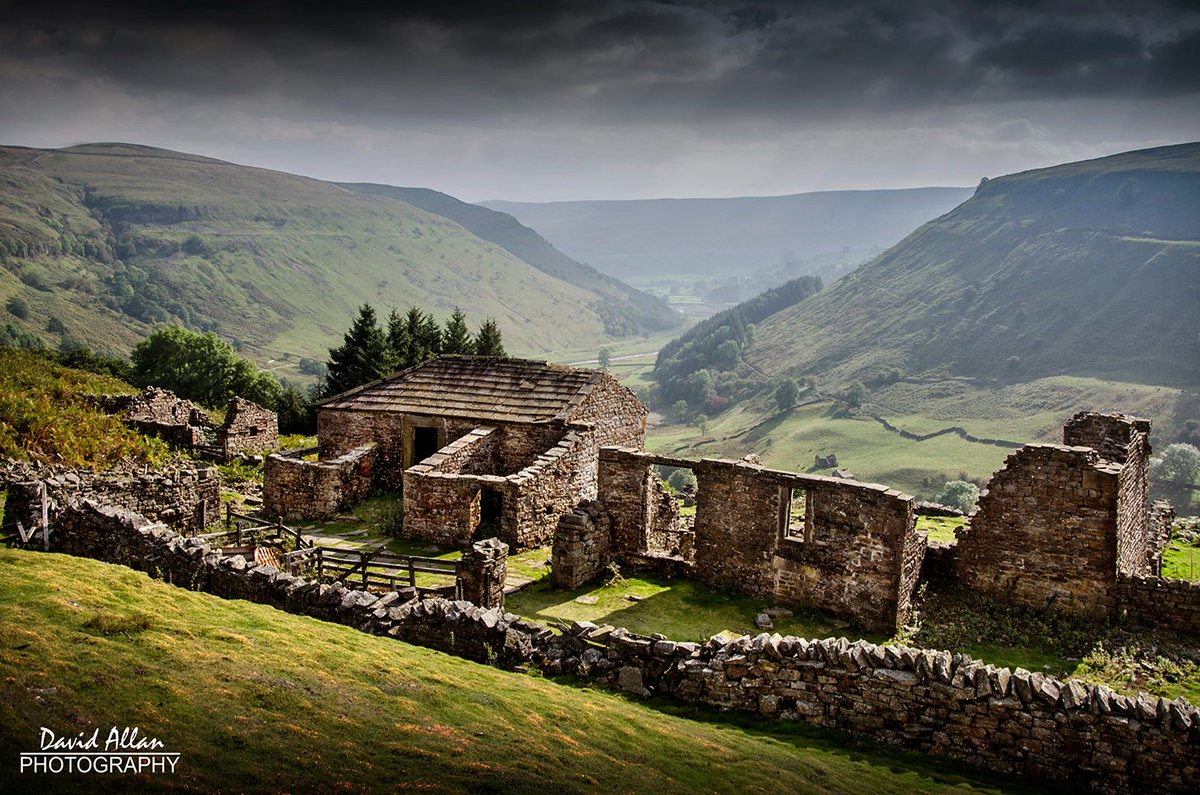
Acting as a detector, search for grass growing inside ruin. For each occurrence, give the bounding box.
[915,515,967,543]
[0,549,1041,794]
[506,568,879,644]
[1162,543,1200,583]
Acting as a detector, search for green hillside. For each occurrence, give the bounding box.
[644,144,1200,498]
[0,550,1035,794]
[748,142,1200,388]
[0,143,629,370]
[342,183,681,336]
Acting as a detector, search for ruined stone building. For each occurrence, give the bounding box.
[98,387,279,460]
[554,411,1185,635]
[264,356,646,547]
[952,412,1169,617]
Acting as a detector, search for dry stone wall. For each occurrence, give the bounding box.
[1115,575,1200,634]
[18,476,1200,794]
[547,622,1199,794]
[263,444,377,520]
[3,463,219,534]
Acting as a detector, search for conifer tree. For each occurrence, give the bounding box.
[385,308,412,370]
[325,304,388,396]
[474,318,506,357]
[419,312,443,358]
[442,308,475,355]
[402,307,432,365]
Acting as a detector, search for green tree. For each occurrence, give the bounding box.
[1151,443,1200,508]
[131,326,281,409]
[385,308,412,370]
[325,304,389,397]
[934,480,980,514]
[671,400,689,422]
[274,380,314,434]
[442,308,475,355]
[474,318,506,357]
[843,381,869,409]
[597,347,612,369]
[401,306,441,365]
[775,378,800,412]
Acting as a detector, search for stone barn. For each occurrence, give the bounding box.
[266,356,646,547]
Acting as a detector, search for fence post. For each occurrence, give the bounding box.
[408,559,415,589]
[235,522,242,547]
[361,550,368,589]
[225,503,232,531]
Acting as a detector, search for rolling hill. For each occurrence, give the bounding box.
[646,143,1200,496]
[747,143,1200,388]
[483,187,973,285]
[341,183,680,336]
[0,143,658,369]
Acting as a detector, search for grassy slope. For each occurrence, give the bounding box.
[340,183,681,336]
[0,348,167,468]
[0,550,1039,794]
[748,142,1200,389]
[0,143,617,368]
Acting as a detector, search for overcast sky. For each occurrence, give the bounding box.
[1,0,1197,201]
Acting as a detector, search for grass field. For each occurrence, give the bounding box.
[0,549,1042,794]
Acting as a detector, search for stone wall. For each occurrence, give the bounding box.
[1115,575,1200,634]
[39,500,543,667]
[552,502,611,590]
[262,444,377,520]
[456,538,509,609]
[20,482,1200,793]
[3,463,220,535]
[589,449,920,633]
[953,444,1121,617]
[402,425,594,548]
[110,387,212,448]
[566,370,648,450]
[218,397,279,458]
[548,623,1199,794]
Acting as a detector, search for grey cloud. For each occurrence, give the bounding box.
[0,0,1197,132]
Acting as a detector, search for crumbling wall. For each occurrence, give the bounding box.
[954,444,1121,616]
[263,444,377,520]
[566,370,647,449]
[589,450,920,632]
[3,464,220,535]
[552,503,611,590]
[218,397,279,458]
[1065,412,1154,577]
[456,538,509,609]
[111,387,212,448]
[508,429,596,547]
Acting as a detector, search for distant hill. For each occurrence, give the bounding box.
[0,143,643,369]
[340,183,679,336]
[483,187,973,283]
[747,143,1200,389]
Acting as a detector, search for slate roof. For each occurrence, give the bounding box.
[318,356,604,424]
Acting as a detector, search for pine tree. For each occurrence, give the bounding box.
[385,308,411,370]
[403,307,431,365]
[325,304,389,397]
[419,312,443,358]
[442,308,475,355]
[474,318,506,357]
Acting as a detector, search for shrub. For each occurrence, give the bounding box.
[934,480,980,514]
[6,296,28,319]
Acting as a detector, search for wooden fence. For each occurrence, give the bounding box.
[284,545,459,595]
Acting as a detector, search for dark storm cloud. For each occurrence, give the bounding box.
[1,0,1196,128]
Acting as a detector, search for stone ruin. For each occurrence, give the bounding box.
[97,387,278,461]
[5,404,1200,792]
[264,356,646,549]
[553,411,1200,636]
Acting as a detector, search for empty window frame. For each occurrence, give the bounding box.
[779,485,813,542]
